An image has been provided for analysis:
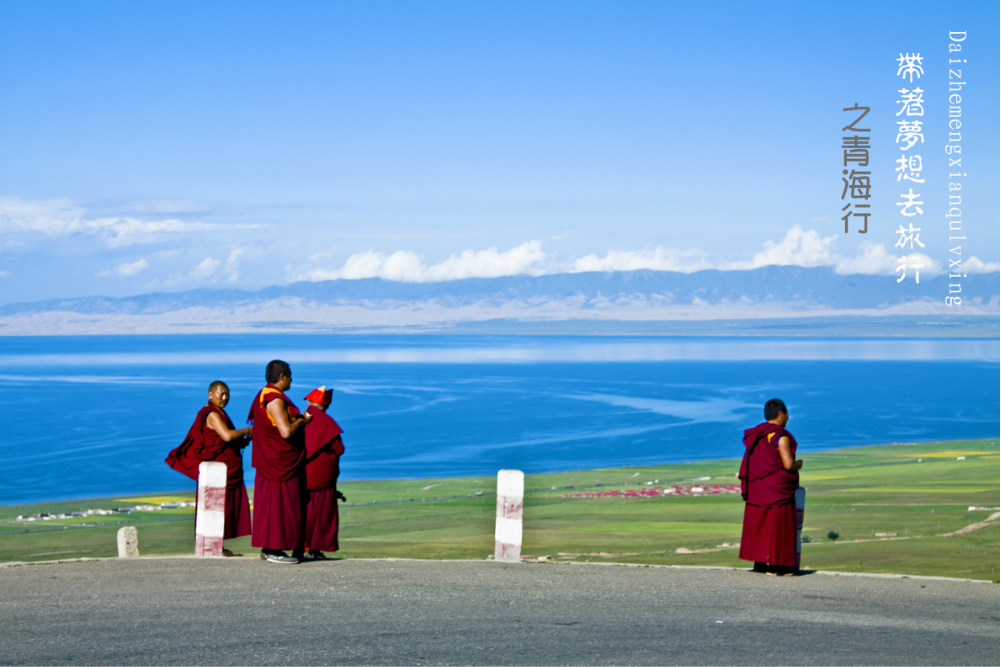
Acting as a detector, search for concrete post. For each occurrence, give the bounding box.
[195,461,227,557]
[117,526,139,558]
[494,469,524,562]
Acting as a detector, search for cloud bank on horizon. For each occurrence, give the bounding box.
[291,225,990,283]
[3,194,998,300]
[3,195,996,298]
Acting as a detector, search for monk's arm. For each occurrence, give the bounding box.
[267,398,312,440]
[777,436,803,471]
[205,412,251,442]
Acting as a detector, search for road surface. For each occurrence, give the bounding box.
[0,558,997,665]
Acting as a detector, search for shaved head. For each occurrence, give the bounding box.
[209,381,228,393]
[764,398,787,421]
[266,359,291,384]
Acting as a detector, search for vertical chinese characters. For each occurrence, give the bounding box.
[894,53,925,284]
[841,104,871,234]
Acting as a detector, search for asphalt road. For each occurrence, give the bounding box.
[0,558,997,665]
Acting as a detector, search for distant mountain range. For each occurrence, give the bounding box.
[1,267,997,335]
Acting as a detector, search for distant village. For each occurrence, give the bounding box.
[563,481,740,499]
[16,501,196,522]
[16,480,749,522]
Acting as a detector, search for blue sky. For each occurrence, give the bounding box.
[1,0,997,303]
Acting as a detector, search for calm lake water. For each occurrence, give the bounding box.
[1,334,998,505]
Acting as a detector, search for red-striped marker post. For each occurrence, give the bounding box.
[195,461,227,557]
[494,469,524,562]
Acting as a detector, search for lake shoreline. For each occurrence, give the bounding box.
[3,437,997,510]
[5,336,997,505]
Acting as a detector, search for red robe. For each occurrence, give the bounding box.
[166,404,252,539]
[248,385,306,551]
[738,422,799,566]
[166,405,214,482]
[303,407,345,552]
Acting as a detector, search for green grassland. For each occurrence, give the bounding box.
[1,439,998,580]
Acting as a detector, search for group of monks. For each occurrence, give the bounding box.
[167,371,799,572]
[166,359,345,564]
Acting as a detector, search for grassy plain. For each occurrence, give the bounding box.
[1,439,997,580]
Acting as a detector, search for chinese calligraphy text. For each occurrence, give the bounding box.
[895,52,924,284]
[842,104,871,234]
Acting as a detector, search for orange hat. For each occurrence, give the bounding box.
[304,385,333,406]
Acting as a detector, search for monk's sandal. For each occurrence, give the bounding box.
[261,550,299,564]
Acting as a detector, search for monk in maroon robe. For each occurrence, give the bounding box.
[165,381,253,556]
[738,398,802,575]
[248,360,312,564]
[301,386,346,559]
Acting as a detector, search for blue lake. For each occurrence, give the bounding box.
[1,334,998,505]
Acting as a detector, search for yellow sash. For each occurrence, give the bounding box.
[259,387,284,427]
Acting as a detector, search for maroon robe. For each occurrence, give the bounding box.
[738,422,799,567]
[248,385,306,551]
[303,407,345,552]
[166,404,252,539]
[165,405,214,482]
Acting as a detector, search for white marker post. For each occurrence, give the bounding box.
[794,487,806,570]
[494,469,524,562]
[195,461,227,557]
[117,526,139,558]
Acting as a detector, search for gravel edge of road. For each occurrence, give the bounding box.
[0,554,996,584]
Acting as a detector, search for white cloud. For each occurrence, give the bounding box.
[225,249,243,283]
[340,250,424,281]
[308,246,339,263]
[0,196,219,247]
[297,241,548,282]
[190,257,221,279]
[85,218,220,247]
[831,242,899,274]
[0,270,9,278]
[725,225,941,276]
[98,258,149,277]
[733,226,837,270]
[0,197,87,236]
[827,241,937,277]
[572,247,714,274]
[161,251,247,286]
[961,256,1001,273]
[426,242,547,280]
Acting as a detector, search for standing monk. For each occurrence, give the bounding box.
[738,398,803,576]
[166,381,253,556]
[248,360,312,564]
[301,386,346,559]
